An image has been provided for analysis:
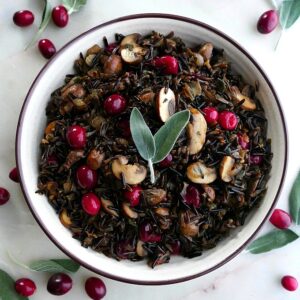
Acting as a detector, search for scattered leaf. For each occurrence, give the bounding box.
[279,0,300,29]
[62,0,87,14]
[289,171,300,224]
[29,259,80,273]
[247,229,298,254]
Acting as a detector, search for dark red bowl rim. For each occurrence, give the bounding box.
[15,13,288,285]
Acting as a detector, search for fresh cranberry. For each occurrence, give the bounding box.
[202,107,218,125]
[257,10,279,34]
[169,240,181,255]
[85,277,106,300]
[52,5,69,27]
[66,125,86,149]
[281,275,298,292]
[105,42,118,52]
[104,94,127,115]
[47,273,72,296]
[250,155,263,165]
[218,111,238,130]
[13,10,34,27]
[38,39,56,59]
[0,188,10,205]
[152,56,179,75]
[15,278,36,297]
[82,193,101,215]
[117,118,131,138]
[139,222,161,243]
[76,165,98,190]
[181,184,201,208]
[269,209,292,229]
[123,186,142,207]
[237,133,250,150]
[9,167,20,183]
[159,154,173,168]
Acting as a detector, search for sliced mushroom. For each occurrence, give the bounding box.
[230,86,256,110]
[103,54,123,75]
[122,202,138,219]
[44,121,57,135]
[155,207,169,217]
[219,156,242,182]
[138,89,155,104]
[156,87,176,122]
[100,197,119,217]
[120,33,141,48]
[111,156,147,185]
[120,46,146,64]
[187,161,217,184]
[182,80,202,101]
[90,115,106,130]
[86,44,102,55]
[59,209,72,228]
[143,189,167,205]
[199,42,213,68]
[85,54,96,67]
[61,84,85,99]
[136,240,147,257]
[193,52,204,67]
[187,107,207,155]
[87,149,105,170]
[62,150,84,170]
[179,211,199,237]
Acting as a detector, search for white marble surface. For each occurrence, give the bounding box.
[1,0,300,299]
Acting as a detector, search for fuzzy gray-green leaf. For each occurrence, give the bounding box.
[289,171,300,224]
[29,259,80,273]
[62,0,87,14]
[153,110,190,163]
[130,107,156,161]
[280,0,300,29]
[0,269,28,300]
[247,229,298,254]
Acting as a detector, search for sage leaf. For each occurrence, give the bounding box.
[130,107,156,161]
[279,0,300,29]
[29,259,80,273]
[26,0,52,49]
[247,229,298,254]
[153,110,190,163]
[0,269,28,300]
[62,0,88,14]
[289,171,300,224]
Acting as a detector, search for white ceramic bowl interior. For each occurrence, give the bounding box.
[16,14,287,284]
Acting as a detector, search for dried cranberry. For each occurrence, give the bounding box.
[139,222,161,242]
[250,155,263,165]
[181,184,201,208]
[159,154,173,168]
[237,133,250,150]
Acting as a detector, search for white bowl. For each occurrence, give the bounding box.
[16,14,287,285]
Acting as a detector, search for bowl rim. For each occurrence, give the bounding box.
[15,13,288,285]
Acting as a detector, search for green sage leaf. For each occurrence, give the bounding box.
[26,0,52,49]
[0,269,28,300]
[247,229,298,254]
[62,0,88,14]
[29,259,80,273]
[130,107,156,161]
[152,110,190,163]
[289,171,300,224]
[279,0,300,29]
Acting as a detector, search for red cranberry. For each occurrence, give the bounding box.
[202,107,218,125]
[0,188,10,205]
[257,10,279,34]
[85,277,106,300]
[47,273,72,296]
[169,240,181,255]
[139,222,161,243]
[181,184,201,208]
[117,118,131,138]
[237,133,250,150]
[218,111,238,130]
[123,186,142,207]
[159,154,173,168]
[9,167,20,183]
[104,94,127,115]
[13,10,34,27]
[47,154,58,165]
[152,56,179,75]
[38,39,56,59]
[82,193,101,216]
[116,240,134,259]
[66,125,87,149]
[76,165,98,190]
[250,155,263,165]
[269,209,292,229]
[52,5,69,27]
[15,278,36,297]
[105,42,118,52]
[281,275,298,292]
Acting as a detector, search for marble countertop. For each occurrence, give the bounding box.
[1,0,300,299]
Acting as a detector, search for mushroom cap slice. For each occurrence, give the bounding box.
[120,33,141,48]
[120,46,146,65]
[100,197,119,217]
[219,156,235,182]
[59,210,72,228]
[111,156,147,185]
[187,107,207,155]
[179,211,199,237]
[156,87,176,122]
[187,161,217,184]
[230,86,256,110]
[122,202,138,219]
